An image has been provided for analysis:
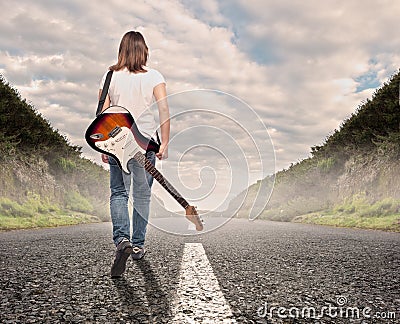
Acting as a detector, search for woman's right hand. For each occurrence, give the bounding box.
[101,154,109,163]
[156,143,168,160]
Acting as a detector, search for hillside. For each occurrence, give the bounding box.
[230,70,400,231]
[0,76,110,229]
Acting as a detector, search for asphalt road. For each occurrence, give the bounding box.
[0,219,399,323]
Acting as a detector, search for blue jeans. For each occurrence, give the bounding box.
[109,151,155,248]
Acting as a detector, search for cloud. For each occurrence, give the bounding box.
[0,0,399,210]
[212,0,400,166]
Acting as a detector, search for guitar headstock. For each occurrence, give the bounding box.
[185,205,204,231]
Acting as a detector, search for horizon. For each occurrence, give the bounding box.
[1,0,399,211]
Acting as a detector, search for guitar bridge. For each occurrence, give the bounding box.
[108,126,122,138]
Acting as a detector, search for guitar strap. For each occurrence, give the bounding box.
[155,131,161,145]
[96,70,113,116]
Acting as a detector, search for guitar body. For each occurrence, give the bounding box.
[85,105,204,231]
[85,106,159,173]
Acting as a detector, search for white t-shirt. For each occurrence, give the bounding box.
[99,67,165,138]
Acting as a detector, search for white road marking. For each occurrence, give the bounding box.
[172,243,237,323]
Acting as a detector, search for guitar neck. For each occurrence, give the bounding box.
[133,152,189,210]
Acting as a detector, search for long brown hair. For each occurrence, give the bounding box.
[110,31,148,73]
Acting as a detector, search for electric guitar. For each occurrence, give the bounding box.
[85,105,203,231]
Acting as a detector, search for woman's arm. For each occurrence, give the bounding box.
[153,83,170,160]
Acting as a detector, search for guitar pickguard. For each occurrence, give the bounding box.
[94,126,143,174]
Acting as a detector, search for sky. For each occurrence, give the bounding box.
[1,0,399,212]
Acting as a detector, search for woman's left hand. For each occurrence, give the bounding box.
[156,143,168,160]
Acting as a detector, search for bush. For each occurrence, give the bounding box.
[57,157,77,172]
[65,191,94,213]
[333,194,400,218]
[0,194,60,218]
[0,197,34,217]
[317,157,336,172]
[359,197,400,217]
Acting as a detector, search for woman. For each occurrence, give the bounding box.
[98,31,170,277]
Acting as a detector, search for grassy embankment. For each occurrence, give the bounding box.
[231,70,400,231]
[0,76,110,230]
[0,193,99,230]
[294,194,400,231]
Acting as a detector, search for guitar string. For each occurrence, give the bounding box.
[133,152,189,209]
